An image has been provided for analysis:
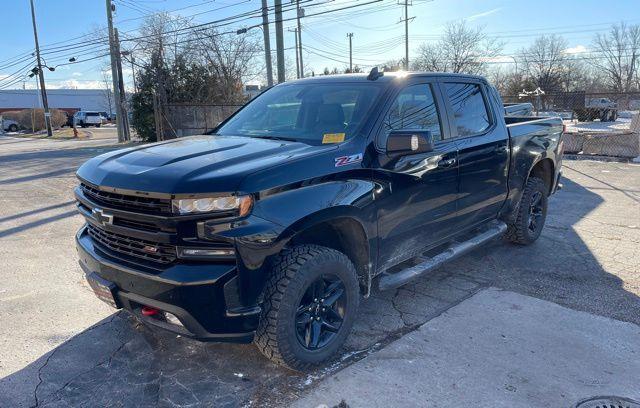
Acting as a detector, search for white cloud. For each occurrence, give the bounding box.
[466,7,502,22]
[47,79,104,89]
[564,45,588,54]
[481,55,514,63]
[71,72,83,77]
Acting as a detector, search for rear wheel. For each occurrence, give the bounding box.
[255,245,359,371]
[8,124,18,132]
[506,177,548,245]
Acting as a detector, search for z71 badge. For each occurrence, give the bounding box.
[334,153,363,167]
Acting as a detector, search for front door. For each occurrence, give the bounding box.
[373,81,459,270]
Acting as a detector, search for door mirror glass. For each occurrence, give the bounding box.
[386,130,434,158]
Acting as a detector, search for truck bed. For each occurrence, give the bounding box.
[504,103,533,117]
[505,116,563,139]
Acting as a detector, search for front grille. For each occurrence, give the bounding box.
[87,224,177,264]
[80,183,172,214]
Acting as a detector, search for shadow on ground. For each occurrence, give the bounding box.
[1,160,638,407]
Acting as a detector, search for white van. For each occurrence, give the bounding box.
[73,111,103,128]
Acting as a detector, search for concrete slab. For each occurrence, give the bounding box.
[293,288,640,408]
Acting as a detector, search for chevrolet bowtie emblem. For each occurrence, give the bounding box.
[143,245,159,254]
[92,208,114,226]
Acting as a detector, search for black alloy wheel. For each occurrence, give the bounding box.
[255,245,360,370]
[295,274,346,350]
[505,176,548,245]
[527,190,544,234]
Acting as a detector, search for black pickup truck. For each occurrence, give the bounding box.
[75,70,563,370]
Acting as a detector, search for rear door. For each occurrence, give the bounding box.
[374,79,459,269]
[440,80,509,229]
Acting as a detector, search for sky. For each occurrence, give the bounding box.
[1,0,639,90]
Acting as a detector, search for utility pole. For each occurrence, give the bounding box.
[296,0,304,78]
[29,0,52,137]
[261,0,273,86]
[154,35,169,141]
[106,0,125,142]
[347,33,353,72]
[399,0,413,70]
[274,0,285,83]
[114,28,130,141]
[289,28,300,78]
[130,56,136,92]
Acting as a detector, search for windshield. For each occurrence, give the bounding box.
[215,82,383,145]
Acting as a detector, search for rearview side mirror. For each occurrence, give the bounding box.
[386,130,434,158]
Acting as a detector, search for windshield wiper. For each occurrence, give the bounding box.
[249,135,299,142]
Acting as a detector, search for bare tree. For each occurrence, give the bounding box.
[591,22,640,92]
[191,28,262,103]
[518,35,568,93]
[101,70,114,117]
[413,21,503,75]
[382,58,404,72]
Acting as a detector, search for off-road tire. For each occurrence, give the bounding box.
[506,177,548,245]
[254,245,359,371]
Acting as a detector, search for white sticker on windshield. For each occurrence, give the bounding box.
[335,153,363,167]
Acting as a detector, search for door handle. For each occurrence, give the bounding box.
[495,145,508,154]
[437,158,457,168]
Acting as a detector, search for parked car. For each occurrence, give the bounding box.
[2,118,19,132]
[574,97,618,122]
[74,70,563,370]
[73,111,103,128]
[587,97,617,109]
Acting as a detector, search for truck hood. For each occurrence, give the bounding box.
[77,135,333,194]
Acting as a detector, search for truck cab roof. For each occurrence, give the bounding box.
[284,71,488,85]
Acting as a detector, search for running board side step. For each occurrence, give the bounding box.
[378,222,507,291]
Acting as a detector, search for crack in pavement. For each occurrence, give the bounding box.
[30,312,123,407]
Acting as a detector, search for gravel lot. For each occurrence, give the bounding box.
[0,133,638,407]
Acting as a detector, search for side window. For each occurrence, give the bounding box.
[381,84,442,140]
[444,82,491,137]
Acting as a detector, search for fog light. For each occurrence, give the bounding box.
[177,247,235,258]
[163,312,183,327]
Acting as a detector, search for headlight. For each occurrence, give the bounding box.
[171,195,253,216]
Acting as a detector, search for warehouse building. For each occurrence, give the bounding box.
[0,89,113,115]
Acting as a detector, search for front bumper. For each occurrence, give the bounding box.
[76,226,260,342]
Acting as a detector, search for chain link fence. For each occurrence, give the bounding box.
[503,91,640,158]
[502,91,640,112]
[164,103,242,137]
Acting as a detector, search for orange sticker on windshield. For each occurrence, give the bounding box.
[322,133,345,144]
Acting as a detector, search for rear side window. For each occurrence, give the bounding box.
[444,83,491,137]
[381,84,442,140]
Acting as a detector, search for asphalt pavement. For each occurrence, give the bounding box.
[0,132,639,407]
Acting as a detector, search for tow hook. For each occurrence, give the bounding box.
[141,306,159,316]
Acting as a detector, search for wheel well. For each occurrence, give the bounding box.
[529,158,554,195]
[290,218,370,294]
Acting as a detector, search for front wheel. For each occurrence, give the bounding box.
[506,177,548,245]
[8,124,18,132]
[255,245,360,371]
